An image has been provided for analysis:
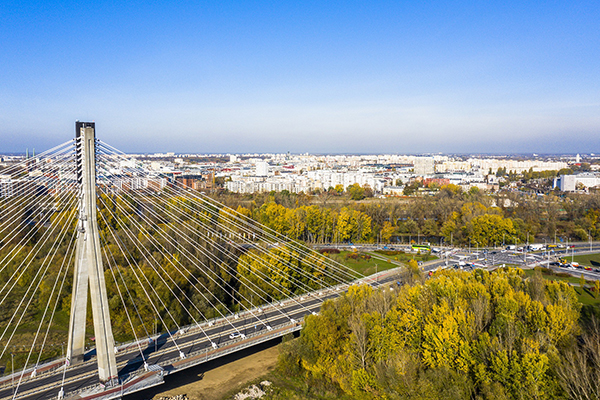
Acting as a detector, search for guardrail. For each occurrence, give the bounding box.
[1,267,405,400]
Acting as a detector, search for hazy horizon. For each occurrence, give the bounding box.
[1,1,599,154]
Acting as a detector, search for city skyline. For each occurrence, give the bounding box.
[1,1,599,153]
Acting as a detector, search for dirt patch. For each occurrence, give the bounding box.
[143,345,279,400]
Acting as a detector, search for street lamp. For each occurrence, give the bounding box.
[154,319,158,353]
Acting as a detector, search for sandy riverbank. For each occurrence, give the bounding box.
[125,339,280,400]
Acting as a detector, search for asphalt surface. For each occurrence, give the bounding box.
[0,271,404,400]
[2,241,597,400]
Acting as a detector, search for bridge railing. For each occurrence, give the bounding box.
[160,321,303,373]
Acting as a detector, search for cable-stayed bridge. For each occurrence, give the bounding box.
[0,123,398,400]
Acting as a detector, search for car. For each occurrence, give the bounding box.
[229,332,241,339]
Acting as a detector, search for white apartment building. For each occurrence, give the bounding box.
[554,174,600,192]
[472,159,567,173]
[413,157,435,176]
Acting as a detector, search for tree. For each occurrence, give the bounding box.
[281,268,580,399]
[469,214,516,247]
[406,259,422,284]
[403,181,422,196]
[380,221,395,243]
[347,183,366,200]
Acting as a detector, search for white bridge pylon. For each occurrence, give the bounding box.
[66,122,118,383]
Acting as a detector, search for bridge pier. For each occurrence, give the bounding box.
[66,122,118,383]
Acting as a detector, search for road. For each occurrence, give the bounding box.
[0,270,405,400]
[2,241,598,400]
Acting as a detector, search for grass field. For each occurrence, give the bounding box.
[325,250,399,276]
[523,268,600,306]
[571,253,600,268]
[371,250,438,264]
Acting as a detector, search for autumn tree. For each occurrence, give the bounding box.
[280,268,580,399]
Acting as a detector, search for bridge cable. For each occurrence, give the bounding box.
[97,194,252,341]
[93,150,353,294]
[0,145,76,238]
[11,227,77,399]
[96,210,186,356]
[0,200,77,362]
[99,180,324,319]
[0,191,78,307]
[97,186,296,330]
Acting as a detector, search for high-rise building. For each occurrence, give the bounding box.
[413,157,435,176]
[256,161,269,176]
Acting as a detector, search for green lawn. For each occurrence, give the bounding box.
[523,268,600,306]
[325,250,399,276]
[571,253,600,268]
[371,250,438,264]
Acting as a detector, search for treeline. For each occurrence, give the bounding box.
[98,193,343,338]
[241,202,372,243]
[278,268,587,399]
[0,192,344,372]
[215,187,600,245]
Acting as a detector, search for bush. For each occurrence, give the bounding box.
[319,248,340,254]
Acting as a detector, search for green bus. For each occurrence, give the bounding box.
[411,244,431,252]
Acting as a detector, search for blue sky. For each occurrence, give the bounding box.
[1,1,599,154]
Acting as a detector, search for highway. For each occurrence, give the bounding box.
[0,270,405,400]
[2,241,597,400]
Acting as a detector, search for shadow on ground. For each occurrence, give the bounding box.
[123,336,284,400]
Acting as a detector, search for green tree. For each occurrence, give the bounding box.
[469,214,516,247]
[347,183,366,200]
